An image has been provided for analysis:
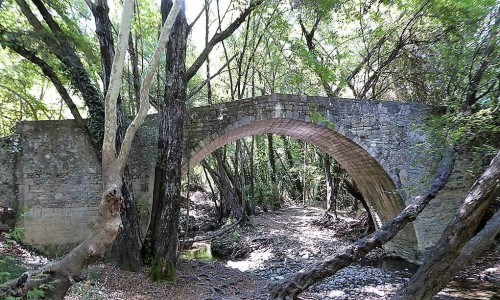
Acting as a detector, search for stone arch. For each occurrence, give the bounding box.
[183,118,418,258]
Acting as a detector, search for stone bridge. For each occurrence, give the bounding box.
[0,94,473,260]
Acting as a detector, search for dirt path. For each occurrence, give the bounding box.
[65,206,499,299]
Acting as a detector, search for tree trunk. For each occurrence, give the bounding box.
[110,165,143,271]
[281,135,303,201]
[236,139,248,221]
[324,154,336,216]
[302,141,308,205]
[200,159,224,223]
[148,0,188,282]
[268,147,456,299]
[393,150,500,300]
[449,209,500,275]
[267,133,280,207]
[215,149,244,220]
[248,136,256,214]
[89,0,143,271]
[344,178,375,232]
[1,177,124,299]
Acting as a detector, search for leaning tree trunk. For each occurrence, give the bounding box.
[148,0,188,282]
[446,209,500,276]
[268,147,457,299]
[216,149,245,220]
[393,150,500,300]
[325,155,341,217]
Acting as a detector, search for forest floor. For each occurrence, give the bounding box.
[1,194,499,299]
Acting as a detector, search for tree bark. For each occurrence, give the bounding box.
[393,150,500,300]
[268,147,456,299]
[148,0,188,282]
[344,178,375,232]
[200,159,224,223]
[450,209,500,275]
[324,155,337,216]
[214,149,244,220]
[87,0,143,271]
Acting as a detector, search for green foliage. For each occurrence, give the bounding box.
[8,227,25,241]
[2,227,25,247]
[0,255,52,300]
[69,267,104,299]
[27,287,45,299]
[228,229,241,243]
[309,103,335,129]
[0,254,26,284]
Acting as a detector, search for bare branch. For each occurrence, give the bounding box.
[188,53,238,99]
[84,0,95,11]
[187,0,209,32]
[464,6,500,110]
[186,0,263,81]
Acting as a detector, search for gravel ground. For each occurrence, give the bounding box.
[2,205,499,299]
[67,206,499,299]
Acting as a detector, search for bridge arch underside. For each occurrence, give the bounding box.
[185,118,419,259]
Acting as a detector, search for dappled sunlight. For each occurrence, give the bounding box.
[225,206,356,276]
[226,248,274,272]
[327,289,346,297]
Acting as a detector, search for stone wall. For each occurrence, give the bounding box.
[11,120,157,255]
[415,151,484,252]
[16,121,101,255]
[0,136,19,211]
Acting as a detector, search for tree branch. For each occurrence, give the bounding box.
[185,0,263,81]
[102,0,134,169]
[188,53,237,99]
[187,0,208,33]
[464,6,500,110]
[0,35,85,129]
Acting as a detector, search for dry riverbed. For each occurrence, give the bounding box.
[1,204,499,299]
